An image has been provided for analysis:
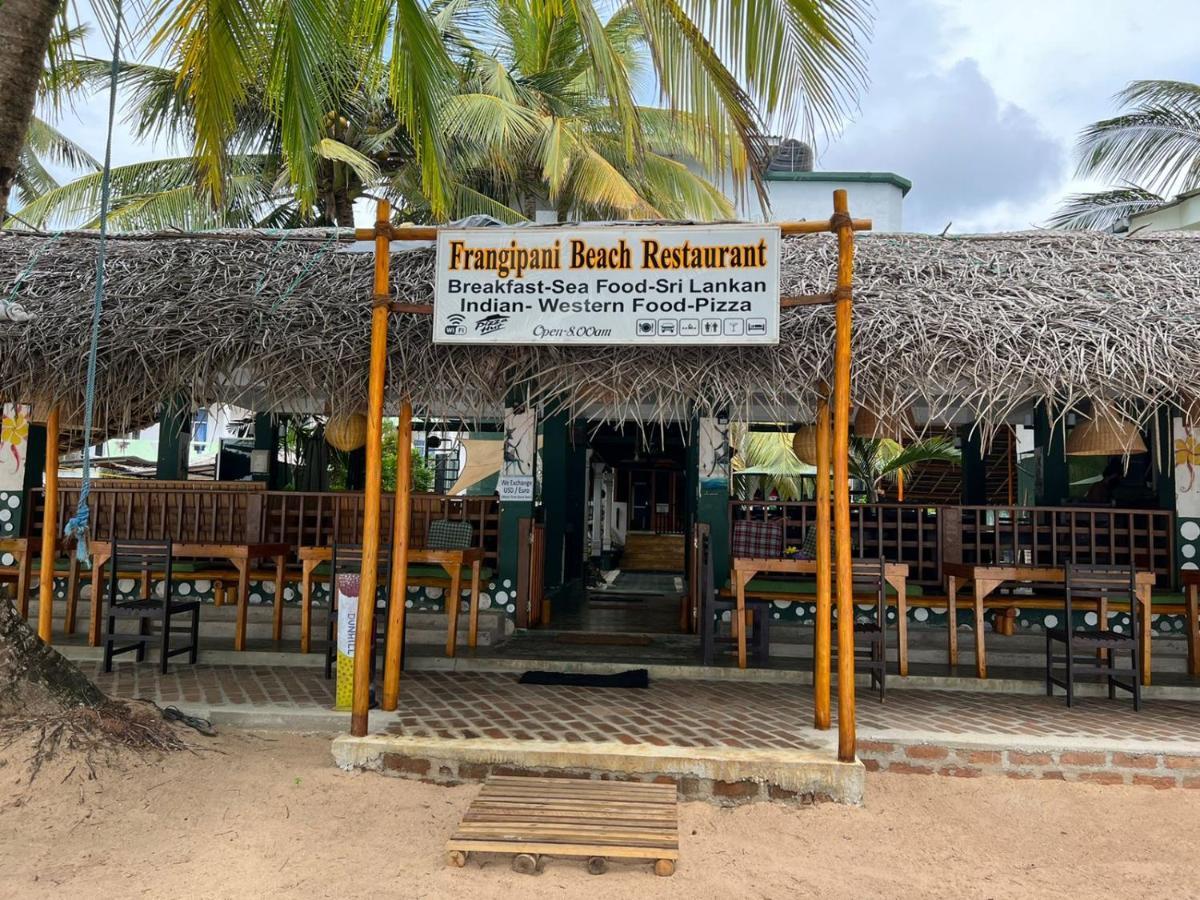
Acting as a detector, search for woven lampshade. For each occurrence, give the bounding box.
[324,411,368,452]
[1065,407,1146,456]
[854,405,915,441]
[792,425,822,465]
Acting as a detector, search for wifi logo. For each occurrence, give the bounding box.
[444,313,467,336]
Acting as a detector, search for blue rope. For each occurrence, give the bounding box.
[64,0,123,564]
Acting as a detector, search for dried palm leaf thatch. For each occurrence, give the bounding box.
[1,228,1199,434]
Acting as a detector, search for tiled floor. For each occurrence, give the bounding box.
[90,664,1200,751]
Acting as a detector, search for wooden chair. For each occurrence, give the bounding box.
[838,558,888,702]
[324,543,391,680]
[1045,563,1141,710]
[700,526,769,666]
[102,538,200,674]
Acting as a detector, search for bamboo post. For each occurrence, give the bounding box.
[832,190,857,763]
[37,406,60,643]
[813,394,832,730]
[896,468,905,502]
[381,398,413,710]
[350,200,391,737]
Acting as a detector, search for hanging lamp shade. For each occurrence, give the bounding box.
[1065,406,1147,456]
[325,411,368,452]
[792,425,821,465]
[854,405,915,441]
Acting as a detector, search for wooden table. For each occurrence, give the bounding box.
[88,541,290,650]
[943,562,1156,684]
[731,557,910,672]
[0,538,32,617]
[1177,569,1200,676]
[297,545,484,657]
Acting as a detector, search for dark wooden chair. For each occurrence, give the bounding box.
[324,543,392,681]
[102,538,200,674]
[1045,563,1141,710]
[699,525,769,666]
[838,558,888,702]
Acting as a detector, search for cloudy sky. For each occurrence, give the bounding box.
[48,0,1200,234]
[820,0,1200,232]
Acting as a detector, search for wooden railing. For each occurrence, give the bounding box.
[729,501,1177,590]
[26,482,501,570]
[730,501,943,586]
[260,492,499,569]
[950,505,1175,582]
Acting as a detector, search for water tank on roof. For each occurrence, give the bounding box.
[767,138,814,173]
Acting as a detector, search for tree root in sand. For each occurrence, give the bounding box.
[0,700,189,788]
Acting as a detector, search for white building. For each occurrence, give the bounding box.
[1127,188,1200,233]
[739,138,911,233]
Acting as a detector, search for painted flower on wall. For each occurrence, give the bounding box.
[1176,432,1200,492]
[1,408,29,475]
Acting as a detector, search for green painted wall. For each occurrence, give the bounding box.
[1035,404,1069,505]
[155,398,191,480]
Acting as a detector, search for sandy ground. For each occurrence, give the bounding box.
[1,728,1197,899]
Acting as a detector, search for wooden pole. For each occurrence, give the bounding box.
[896,468,905,502]
[813,394,832,730]
[350,199,391,737]
[36,406,60,644]
[381,398,413,710]
[832,190,857,763]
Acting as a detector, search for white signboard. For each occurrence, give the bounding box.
[498,475,534,501]
[434,224,781,345]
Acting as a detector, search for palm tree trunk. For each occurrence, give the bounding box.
[0,0,58,222]
[1,596,108,716]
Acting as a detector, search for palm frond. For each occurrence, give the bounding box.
[1048,186,1167,231]
[627,0,870,210]
[266,0,340,209]
[314,138,381,185]
[6,156,273,231]
[387,0,457,219]
[566,146,660,218]
[1076,106,1200,193]
[147,0,263,205]
[638,152,735,220]
[22,115,100,172]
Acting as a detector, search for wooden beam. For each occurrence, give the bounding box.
[813,394,832,731]
[381,398,413,710]
[831,190,858,763]
[37,406,60,643]
[780,293,835,308]
[351,199,392,738]
[354,220,872,244]
[781,219,873,235]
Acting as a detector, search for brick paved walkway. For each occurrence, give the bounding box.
[90,664,1200,751]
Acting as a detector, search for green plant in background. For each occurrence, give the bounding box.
[731,428,815,501]
[848,435,960,502]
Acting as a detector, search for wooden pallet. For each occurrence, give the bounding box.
[446,775,679,876]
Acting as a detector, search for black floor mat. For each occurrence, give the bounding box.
[518,669,650,689]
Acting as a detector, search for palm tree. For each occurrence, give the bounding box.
[1050,80,1200,230]
[4,0,870,228]
[848,435,960,503]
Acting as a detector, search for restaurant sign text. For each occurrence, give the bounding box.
[433,224,780,345]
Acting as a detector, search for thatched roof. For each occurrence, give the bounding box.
[2,228,1199,433]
